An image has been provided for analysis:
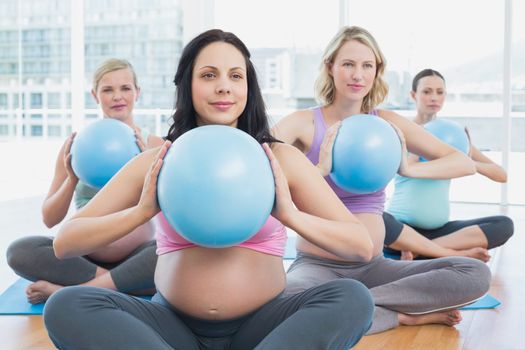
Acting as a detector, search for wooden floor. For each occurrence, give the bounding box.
[0,197,523,349]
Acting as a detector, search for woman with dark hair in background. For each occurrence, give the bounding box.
[383,68,513,261]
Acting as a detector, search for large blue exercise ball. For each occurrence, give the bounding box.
[424,119,470,156]
[157,125,275,248]
[330,114,401,194]
[71,118,140,189]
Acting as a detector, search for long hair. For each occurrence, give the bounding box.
[166,29,278,144]
[412,69,445,92]
[314,26,388,113]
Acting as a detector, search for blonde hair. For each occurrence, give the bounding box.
[314,26,388,113]
[92,58,138,92]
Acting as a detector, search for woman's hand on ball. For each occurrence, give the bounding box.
[133,126,146,152]
[263,143,295,226]
[389,122,410,177]
[317,121,341,177]
[63,132,78,182]
[137,141,171,220]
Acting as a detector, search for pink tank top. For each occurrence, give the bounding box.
[155,212,287,256]
[305,107,386,214]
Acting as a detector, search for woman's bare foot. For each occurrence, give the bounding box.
[399,309,462,327]
[460,247,491,262]
[400,250,415,261]
[26,280,63,304]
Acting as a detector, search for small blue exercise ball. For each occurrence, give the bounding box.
[423,119,470,156]
[71,118,140,189]
[157,125,275,248]
[330,114,401,194]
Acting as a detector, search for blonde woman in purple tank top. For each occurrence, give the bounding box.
[273,26,491,334]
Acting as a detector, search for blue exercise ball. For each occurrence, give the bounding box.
[330,114,401,194]
[71,118,140,189]
[157,125,275,248]
[423,119,470,156]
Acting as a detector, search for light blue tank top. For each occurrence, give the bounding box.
[73,128,150,209]
[387,174,450,229]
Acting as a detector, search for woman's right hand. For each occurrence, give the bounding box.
[136,140,172,220]
[317,121,341,177]
[63,132,79,182]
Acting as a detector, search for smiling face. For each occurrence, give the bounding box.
[412,75,446,118]
[330,39,377,105]
[91,68,139,124]
[191,41,248,128]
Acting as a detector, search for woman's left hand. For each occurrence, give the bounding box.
[389,122,410,176]
[262,143,296,225]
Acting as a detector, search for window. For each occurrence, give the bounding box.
[47,92,61,108]
[47,124,62,137]
[0,93,7,109]
[30,124,43,136]
[30,93,43,108]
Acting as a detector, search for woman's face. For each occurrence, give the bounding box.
[330,39,377,104]
[411,75,446,116]
[92,68,139,123]
[191,42,248,128]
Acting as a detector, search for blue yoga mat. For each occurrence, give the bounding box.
[0,279,45,315]
[461,294,501,310]
[0,279,152,315]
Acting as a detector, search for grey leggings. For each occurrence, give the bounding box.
[44,279,373,350]
[286,252,491,334]
[6,235,157,292]
[383,212,514,249]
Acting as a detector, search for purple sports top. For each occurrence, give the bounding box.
[305,107,385,214]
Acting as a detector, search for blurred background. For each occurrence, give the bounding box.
[0,0,523,207]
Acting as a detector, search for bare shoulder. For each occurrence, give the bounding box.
[273,109,316,151]
[279,109,315,127]
[273,109,314,134]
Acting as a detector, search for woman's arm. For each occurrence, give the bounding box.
[266,143,374,262]
[380,110,476,179]
[41,133,79,228]
[53,142,171,259]
[469,144,507,182]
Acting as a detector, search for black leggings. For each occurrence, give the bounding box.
[6,235,157,292]
[44,279,373,350]
[383,212,514,250]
